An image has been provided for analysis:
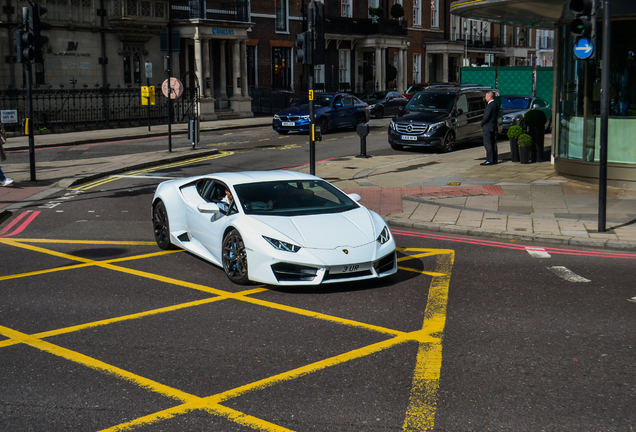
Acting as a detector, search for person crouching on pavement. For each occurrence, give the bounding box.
[480,91,499,166]
[0,123,14,187]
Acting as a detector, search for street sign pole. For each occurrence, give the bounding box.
[167,26,172,152]
[598,0,611,232]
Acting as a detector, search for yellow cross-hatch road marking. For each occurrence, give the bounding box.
[0,240,455,431]
[71,151,234,191]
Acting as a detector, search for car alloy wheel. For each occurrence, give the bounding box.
[441,132,455,153]
[318,117,329,135]
[222,229,249,284]
[153,201,173,250]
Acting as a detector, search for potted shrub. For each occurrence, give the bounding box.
[517,133,533,164]
[523,109,547,162]
[506,125,524,163]
[390,3,404,20]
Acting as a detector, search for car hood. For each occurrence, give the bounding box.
[503,107,528,115]
[250,207,376,249]
[395,110,448,123]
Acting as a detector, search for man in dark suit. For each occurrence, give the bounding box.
[480,91,499,165]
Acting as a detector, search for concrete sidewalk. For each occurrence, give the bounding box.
[1,117,636,251]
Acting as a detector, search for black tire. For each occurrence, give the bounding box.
[440,132,455,153]
[376,106,384,119]
[390,142,404,150]
[318,117,329,135]
[222,229,249,285]
[153,201,173,250]
[276,130,289,135]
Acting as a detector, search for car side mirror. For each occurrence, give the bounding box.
[457,108,464,115]
[398,106,405,113]
[336,102,343,107]
[348,193,362,202]
[532,104,540,110]
[197,202,220,214]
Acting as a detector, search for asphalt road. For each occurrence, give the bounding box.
[1,130,634,431]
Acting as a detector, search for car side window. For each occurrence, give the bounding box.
[343,96,353,107]
[456,95,468,114]
[196,179,214,200]
[334,95,343,107]
[468,93,486,112]
[535,99,547,107]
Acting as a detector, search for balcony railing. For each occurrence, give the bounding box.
[537,36,554,50]
[109,0,168,21]
[170,0,249,22]
[324,16,408,37]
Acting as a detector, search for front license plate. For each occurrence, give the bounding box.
[282,122,295,126]
[401,135,418,141]
[330,263,372,274]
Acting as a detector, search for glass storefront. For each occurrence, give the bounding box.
[557,19,636,165]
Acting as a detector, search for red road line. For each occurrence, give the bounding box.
[393,229,636,260]
[0,211,41,238]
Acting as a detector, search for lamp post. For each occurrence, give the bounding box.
[464,21,468,67]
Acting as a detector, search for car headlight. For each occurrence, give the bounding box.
[427,121,445,133]
[390,120,397,131]
[263,236,301,253]
[368,104,376,109]
[274,114,281,120]
[300,115,311,120]
[503,115,513,121]
[376,226,391,244]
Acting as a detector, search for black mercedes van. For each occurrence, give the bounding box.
[388,85,501,152]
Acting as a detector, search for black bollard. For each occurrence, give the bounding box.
[356,122,371,159]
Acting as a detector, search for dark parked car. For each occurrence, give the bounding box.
[501,95,552,134]
[272,93,370,135]
[388,85,501,152]
[359,91,408,119]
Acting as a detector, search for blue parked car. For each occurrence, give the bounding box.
[272,93,370,135]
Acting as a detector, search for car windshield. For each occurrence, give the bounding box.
[360,91,386,100]
[405,92,455,112]
[234,180,358,216]
[295,95,333,108]
[502,97,532,110]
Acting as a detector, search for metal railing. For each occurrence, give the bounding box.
[324,16,407,36]
[170,0,249,21]
[0,86,199,134]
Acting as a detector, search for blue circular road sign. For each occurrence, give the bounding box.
[574,37,595,60]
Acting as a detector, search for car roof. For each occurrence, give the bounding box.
[502,95,535,98]
[420,86,497,94]
[205,171,320,186]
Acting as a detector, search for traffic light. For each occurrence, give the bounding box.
[295,31,311,64]
[17,5,36,63]
[310,1,325,65]
[569,0,596,59]
[32,3,50,64]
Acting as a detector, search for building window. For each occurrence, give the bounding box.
[368,0,379,17]
[123,45,144,84]
[272,47,291,90]
[247,45,257,87]
[413,53,421,83]
[339,50,350,87]
[430,0,439,28]
[314,65,325,91]
[341,0,351,17]
[413,0,421,26]
[275,0,288,32]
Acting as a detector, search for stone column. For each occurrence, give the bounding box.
[380,47,386,91]
[194,35,204,90]
[240,40,248,97]
[208,40,215,98]
[397,48,405,93]
[425,53,432,83]
[202,38,211,98]
[232,40,241,96]
[219,41,228,100]
[375,46,382,91]
[442,52,449,83]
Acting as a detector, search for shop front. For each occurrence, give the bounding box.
[451,0,636,187]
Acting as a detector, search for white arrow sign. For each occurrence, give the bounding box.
[575,43,593,54]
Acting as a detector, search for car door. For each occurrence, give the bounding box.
[453,94,470,141]
[185,179,235,262]
[341,95,357,126]
[386,92,402,115]
[467,92,487,138]
[331,95,345,127]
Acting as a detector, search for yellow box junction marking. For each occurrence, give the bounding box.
[0,239,454,431]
